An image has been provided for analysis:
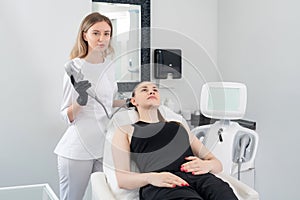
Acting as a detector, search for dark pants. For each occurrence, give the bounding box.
[140,172,238,200]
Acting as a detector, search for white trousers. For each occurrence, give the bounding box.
[57,156,103,200]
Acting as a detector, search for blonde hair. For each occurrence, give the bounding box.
[70,12,114,59]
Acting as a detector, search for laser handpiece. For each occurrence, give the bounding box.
[64,60,128,119]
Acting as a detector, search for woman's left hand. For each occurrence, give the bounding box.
[180,156,211,175]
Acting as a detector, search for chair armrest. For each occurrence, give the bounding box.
[215,172,259,200]
[91,172,116,200]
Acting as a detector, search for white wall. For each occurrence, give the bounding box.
[218,0,300,199]
[0,0,91,195]
[152,0,219,113]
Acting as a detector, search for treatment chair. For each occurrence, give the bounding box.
[91,105,259,200]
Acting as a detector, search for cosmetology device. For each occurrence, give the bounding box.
[191,82,259,188]
[65,59,129,119]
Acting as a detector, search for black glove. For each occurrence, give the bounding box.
[70,75,91,106]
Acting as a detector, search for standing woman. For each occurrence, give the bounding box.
[55,12,122,200]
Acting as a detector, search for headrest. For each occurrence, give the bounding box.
[109,105,186,130]
[200,82,247,120]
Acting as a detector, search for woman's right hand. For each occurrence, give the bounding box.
[70,75,91,106]
[147,172,189,188]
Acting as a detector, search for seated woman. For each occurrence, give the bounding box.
[112,81,238,200]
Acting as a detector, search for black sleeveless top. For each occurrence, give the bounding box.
[130,121,194,173]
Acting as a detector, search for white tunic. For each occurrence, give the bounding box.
[54,58,118,160]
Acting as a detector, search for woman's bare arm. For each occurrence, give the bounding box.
[182,128,223,174]
[112,125,189,189]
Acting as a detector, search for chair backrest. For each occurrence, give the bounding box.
[200,82,247,120]
[103,109,139,200]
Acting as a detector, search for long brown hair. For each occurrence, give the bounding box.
[70,12,114,59]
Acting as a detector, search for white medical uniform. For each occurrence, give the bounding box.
[54,58,117,200]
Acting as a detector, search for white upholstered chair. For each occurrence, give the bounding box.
[91,106,259,200]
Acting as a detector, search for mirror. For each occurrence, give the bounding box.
[92,0,150,92]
